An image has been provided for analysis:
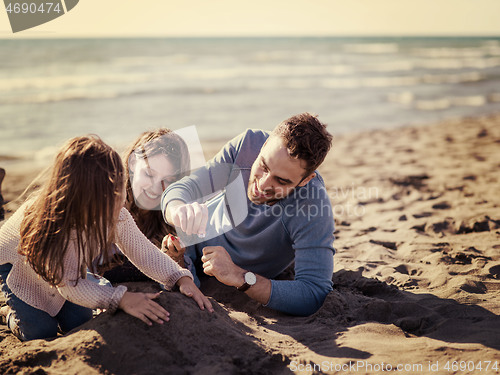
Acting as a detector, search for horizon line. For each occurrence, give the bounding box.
[1,33,500,40]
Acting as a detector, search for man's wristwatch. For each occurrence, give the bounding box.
[237,271,257,292]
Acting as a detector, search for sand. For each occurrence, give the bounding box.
[0,114,499,374]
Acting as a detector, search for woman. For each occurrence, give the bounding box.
[102,129,188,282]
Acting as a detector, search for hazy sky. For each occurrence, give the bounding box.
[1,0,500,37]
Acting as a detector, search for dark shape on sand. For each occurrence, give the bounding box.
[458,216,500,234]
[390,174,430,190]
[369,239,397,250]
[432,201,451,210]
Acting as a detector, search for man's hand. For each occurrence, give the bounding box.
[202,246,272,305]
[161,234,185,267]
[201,246,245,287]
[166,201,208,237]
[176,276,214,312]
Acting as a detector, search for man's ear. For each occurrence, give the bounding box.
[298,172,316,187]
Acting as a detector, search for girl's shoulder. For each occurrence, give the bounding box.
[116,207,141,236]
[118,207,133,222]
[1,199,32,229]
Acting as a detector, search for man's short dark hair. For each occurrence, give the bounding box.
[273,113,333,176]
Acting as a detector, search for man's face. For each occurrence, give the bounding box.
[247,135,315,205]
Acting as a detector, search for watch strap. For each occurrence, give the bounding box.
[237,282,251,292]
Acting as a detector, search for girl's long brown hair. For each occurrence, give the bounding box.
[125,129,190,247]
[18,135,125,286]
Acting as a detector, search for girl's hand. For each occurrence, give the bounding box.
[177,276,214,313]
[162,234,186,267]
[118,291,170,326]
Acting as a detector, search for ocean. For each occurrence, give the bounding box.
[1,36,500,164]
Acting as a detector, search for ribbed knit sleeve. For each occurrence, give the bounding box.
[57,242,128,313]
[115,208,193,290]
[0,201,27,265]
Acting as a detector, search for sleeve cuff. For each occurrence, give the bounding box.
[107,285,128,314]
[262,279,274,307]
[162,268,193,291]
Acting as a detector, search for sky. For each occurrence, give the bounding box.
[1,0,500,37]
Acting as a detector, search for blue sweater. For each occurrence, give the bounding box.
[161,129,335,315]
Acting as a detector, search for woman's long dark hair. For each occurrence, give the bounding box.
[18,135,125,286]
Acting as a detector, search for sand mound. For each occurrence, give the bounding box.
[1,271,498,374]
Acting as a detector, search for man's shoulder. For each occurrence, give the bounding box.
[277,173,334,243]
[224,129,268,165]
[236,128,269,149]
[293,173,330,202]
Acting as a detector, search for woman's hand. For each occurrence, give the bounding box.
[118,291,170,326]
[177,276,214,313]
[162,234,185,267]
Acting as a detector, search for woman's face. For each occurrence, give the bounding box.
[130,153,178,210]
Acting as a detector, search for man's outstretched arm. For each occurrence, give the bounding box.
[265,248,334,316]
[201,246,272,304]
[201,246,333,316]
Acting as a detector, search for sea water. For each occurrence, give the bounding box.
[1,36,500,162]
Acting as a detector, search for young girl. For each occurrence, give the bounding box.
[101,129,189,282]
[0,135,212,341]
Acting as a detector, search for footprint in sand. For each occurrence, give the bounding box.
[369,239,397,250]
[390,174,430,190]
[487,265,500,279]
[457,215,500,234]
[431,201,451,210]
[394,264,421,276]
[416,218,454,235]
[413,212,433,218]
[459,280,487,294]
[440,246,492,265]
[413,216,500,236]
[477,129,488,138]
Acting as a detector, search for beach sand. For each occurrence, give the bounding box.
[0,114,499,374]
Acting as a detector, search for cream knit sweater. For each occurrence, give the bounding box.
[0,202,192,317]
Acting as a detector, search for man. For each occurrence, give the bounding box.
[161,113,334,316]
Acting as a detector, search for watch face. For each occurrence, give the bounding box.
[245,272,257,285]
